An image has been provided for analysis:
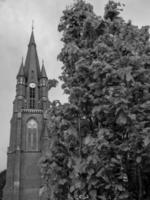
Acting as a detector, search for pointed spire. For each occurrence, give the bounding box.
[17,58,25,78]
[24,28,40,82]
[28,21,35,45]
[41,60,48,78]
[32,20,34,32]
[29,29,35,46]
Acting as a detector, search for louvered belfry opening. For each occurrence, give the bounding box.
[29,87,35,109]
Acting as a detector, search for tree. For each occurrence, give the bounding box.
[0,170,6,200]
[40,1,150,199]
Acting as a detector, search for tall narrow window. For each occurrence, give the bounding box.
[29,87,35,108]
[26,119,38,151]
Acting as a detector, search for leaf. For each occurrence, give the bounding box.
[84,135,95,145]
[143,135,150,146]
[75,181,82,189]
[58,179,67,185]
[88,168,95,176]
[119,144,130,152]
[89,190,97,200]
[39,186,47,197]
[105,184,111,189]
[136,156,142,163]
[116,109,128,125]
[102,175,109,183]
[70,185,75,193]
[98,195,106,200]
[111,157,119,164]
[128,113,136,120]
[122,173,128,182]
[96,168,105,177]
[115,184,125,192]
[67,158,72,168]
[92,105,102,114]
[72,157,86,176]
[126,67,133,82]
[119,192,129,199]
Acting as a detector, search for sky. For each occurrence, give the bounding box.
[0,0,150,171]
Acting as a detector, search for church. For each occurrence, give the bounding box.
[3,29,50,200]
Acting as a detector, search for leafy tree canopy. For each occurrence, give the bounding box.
[41,1,150,200]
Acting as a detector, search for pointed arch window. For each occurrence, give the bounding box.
[26,119,38,151]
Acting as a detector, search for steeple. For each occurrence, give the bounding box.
[41,60,47,78]
[24,29,40,83]
[17,58,24,78]
[3,27,51,200]
[29,31,36,45]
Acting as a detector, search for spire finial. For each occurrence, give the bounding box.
[29,22,36,45]
[32,20,34,32]
[42,59,44,66]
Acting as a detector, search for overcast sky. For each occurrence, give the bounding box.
[0,0,150,171]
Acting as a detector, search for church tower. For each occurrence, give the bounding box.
[3,29,50,200]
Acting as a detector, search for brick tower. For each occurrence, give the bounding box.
[3,29,50,200]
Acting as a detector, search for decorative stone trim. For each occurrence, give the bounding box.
[22,150,41,153]
[22,109,43,113]
[7,150,15,154]
[7,149,17,154]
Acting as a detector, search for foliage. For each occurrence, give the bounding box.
[41,0,150,199]
[48,79,58,91]
[0,170,6,200]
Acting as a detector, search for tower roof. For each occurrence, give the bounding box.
[41,61,48,78]
[24,30,40,83]
[29,30,36,45]
[17,59,24,78]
